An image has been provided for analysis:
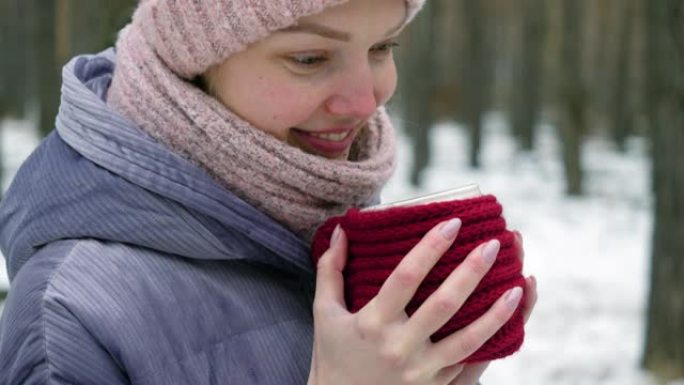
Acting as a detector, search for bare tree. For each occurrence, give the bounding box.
[589,0,612,115]
[57,0,135,61]
[642,0,684,380]
[0,0,7,196]
[14,0,134,138]
[557,0,587,196]
[510,0,546,151]
[460,0,489,168]
[30,0,61,138]
[397,1,438,186]
[609,0,636,151]
[1,0,32,119]
[0,1,7,118]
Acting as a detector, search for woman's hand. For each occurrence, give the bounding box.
[308,219,536,385]
[447,231,538,385]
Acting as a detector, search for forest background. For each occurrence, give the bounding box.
[1,0,682,383]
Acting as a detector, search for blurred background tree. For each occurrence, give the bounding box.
[0,0,134,138]
[1,0,683,380]
[642,0,684,380]
[556,0,587,196]
[510,0,545,152]
[395,0,649,193]
[396,0,437,186]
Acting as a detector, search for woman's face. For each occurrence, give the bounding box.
[205,0,406,160]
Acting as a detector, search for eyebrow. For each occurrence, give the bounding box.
[280,19,405,42]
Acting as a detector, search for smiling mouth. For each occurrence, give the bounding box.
[290,126,360,158]
[308,130,353,142]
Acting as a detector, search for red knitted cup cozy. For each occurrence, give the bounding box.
[311,195,526,363]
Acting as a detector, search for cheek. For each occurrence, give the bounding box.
[253,81,320,126]
[376,62,398,105]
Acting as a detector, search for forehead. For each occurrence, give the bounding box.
[287,0,407,38]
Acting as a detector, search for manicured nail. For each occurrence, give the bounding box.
[330,225,342,246]
[505,287,523,310]
[482,239,500,264]
[440,218,462,240]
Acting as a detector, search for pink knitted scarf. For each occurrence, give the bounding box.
[107,18,396,240]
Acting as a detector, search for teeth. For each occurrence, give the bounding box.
[311,131,349,141]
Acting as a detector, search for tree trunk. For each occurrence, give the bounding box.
[461,0,488,168]
[0,1,7,196]
[511,0,546,151]
[398,1,437,187]
[558,0,586,196]
[0,0,8,117]
[609,0,635,152]
[431,0,461,124]
[31,0,61,137]
[55,0,73,65]
[642,0,684,380]
[1,0,32,119]
[586,0,613,129]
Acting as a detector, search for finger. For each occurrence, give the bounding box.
[429,286,523,367]
[313,225,349,315]
[445,362,489,385]
[405,240,500,343]
[522,275,538,323]
[367,218,462,320]
[513,230,524,262]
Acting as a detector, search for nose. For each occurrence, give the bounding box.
[325,66,379,119]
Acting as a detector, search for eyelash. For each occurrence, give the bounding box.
[287,41,400,68]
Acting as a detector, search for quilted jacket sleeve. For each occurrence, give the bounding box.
[0,244,129,385]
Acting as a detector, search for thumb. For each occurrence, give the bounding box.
[313,225,349,312]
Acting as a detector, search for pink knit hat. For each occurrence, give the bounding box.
[130,0,426,79]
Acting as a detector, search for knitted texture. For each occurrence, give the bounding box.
[106,0,430,239]
[311,195,526,362]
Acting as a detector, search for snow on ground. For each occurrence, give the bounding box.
[1,113,679,384]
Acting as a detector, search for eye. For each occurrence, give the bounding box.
[288,53,328,68]
[370,40,400,57]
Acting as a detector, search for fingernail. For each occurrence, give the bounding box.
[482,239,500,264]
[330,225,342,246]
[439,218,462,240]
[505,287,523,310]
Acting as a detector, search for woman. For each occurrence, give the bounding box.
[0,0,537,384]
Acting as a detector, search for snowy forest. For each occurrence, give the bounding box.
[1,0,683,384]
